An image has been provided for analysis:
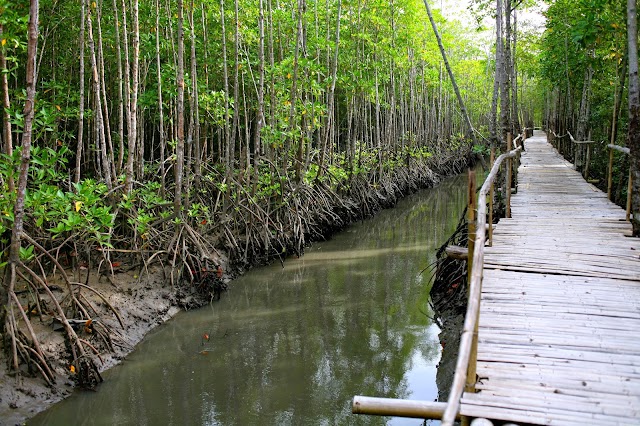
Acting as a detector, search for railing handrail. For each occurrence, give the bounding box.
[608,143,630,155]
[351,131,527,423]
[567,131,597,144]
[440,143,523,426]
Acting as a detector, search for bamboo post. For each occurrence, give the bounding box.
[583,131,592,179]
[607,147,614,200]
[488,148,495,247]
[465,169,477,401]
[506,132,512,218]
[627,168,633,222]
[584,143,591,180]
[467,169,476,288]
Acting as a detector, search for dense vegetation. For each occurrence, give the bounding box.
[10,0,640,394]
[540,0,639,222]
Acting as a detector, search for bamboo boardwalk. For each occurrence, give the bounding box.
[459,131,640,425]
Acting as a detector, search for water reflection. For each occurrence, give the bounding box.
[30,174,468,426]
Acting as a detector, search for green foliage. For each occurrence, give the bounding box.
[30,180,114,248]
[120,181,172,237]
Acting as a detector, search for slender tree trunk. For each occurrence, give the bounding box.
[317,0,341,177]
[611,55,628,147]
[96,0,116,180]
[156,0,166,198]
[125,0,140,193]
[423,0,477,146]
[112,0,125,174]
[190,1,201,186]
[627,0,640,235]
[500,0,511,143]
[576,65,593,141]
[511,6,519,134]
[174,0,186,213]
[285,0,302,179]
[86,0,112,189]
[121,0,133,177]
[74,6,85,184]
[490,0,503,148]
[220,0,231,174]
[563,35,572,132]
[253,0,265,193]
[231,0,240,174]
[5,0,39,334]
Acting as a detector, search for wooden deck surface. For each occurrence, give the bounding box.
[459,131,640,425]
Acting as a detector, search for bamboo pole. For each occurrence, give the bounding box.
[351,396,459,420]
[584,143,591,180]
[465,170,477,400]
[627,168,633,221]
[488,148,495,247]
[467,169,476,289]
[506,132,512,218]
[607,147,614,200]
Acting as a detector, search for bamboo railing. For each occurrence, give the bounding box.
[552,130,632,222]
[440,135,523,426]
[567,131,596,180]
[351,132,524,424]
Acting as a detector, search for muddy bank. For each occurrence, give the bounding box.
[430,210,469,402]
[0,152,474,425]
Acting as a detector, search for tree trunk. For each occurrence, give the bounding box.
[317,0,341,177]
[627,0,640,235]
[423,0,477,146]
[490,0,503,148]
[74,5,85,184]
[155,0,166,198]
[86,0,112,189]
[253,0,265,193]
[500,0,511,144]
[4,0,39,339]
[174,0,186,213]
[112,0,125,174]
[189,0,202,187]
[96,0,116,180]
[220,0,231,174]
[611,55,628,147]
[511,6,519,134]
[576,65,593,141]
[124,0,140,194]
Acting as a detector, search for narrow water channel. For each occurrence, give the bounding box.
[30,174,468,426]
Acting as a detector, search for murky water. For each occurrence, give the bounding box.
[30,174,468,426]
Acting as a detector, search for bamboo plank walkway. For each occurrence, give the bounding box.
[459,131,640,425]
